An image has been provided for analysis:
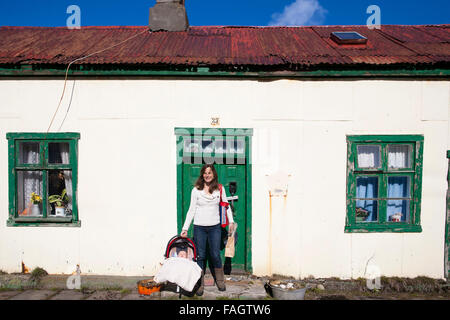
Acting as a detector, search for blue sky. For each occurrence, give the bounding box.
[0,0,448,27]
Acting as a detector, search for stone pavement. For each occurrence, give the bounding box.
[0,274,268,300]
[1,273,449,300]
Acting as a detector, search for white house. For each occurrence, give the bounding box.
[0,7,449,280]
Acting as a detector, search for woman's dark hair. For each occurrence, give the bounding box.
[195,164,219,192]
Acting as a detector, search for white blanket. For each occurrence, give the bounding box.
[154,257,202,292]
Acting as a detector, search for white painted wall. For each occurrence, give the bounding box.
[0,78,448,279]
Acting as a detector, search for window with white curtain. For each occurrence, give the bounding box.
[346,135,423,233]
[7,133,80,227]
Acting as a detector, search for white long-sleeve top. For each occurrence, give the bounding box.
[182,185,234,230]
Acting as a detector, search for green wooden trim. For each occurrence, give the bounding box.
[345,225,422,233]
[245,135,253,273]
[176,134,183,234]
[175,128,254,137]
[8,139,16,221]
[71,140,79,222]
[446,153,450,278]
[0,66,449,78]
[14,165,72,170]
[413,140,424,226]
[347,135,424,143]
[346,136,423,233]
[7,133,80,227]
[380,174,387,223]
[13,217,73,223]
[346,141,355,225]
[6,219,81,227]
[7,132,80,140]
[42,169,48,218]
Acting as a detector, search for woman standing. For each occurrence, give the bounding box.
[180,164,235,296]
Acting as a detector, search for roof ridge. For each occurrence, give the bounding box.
[0,25,148,30]
[1,24,449,31]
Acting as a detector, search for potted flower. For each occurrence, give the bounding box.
[30,192,42,216]
[48,189,69,217]
[355,207,369,222]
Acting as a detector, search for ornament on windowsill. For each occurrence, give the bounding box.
[30,192,42,216]
[355,207,369,222]
[48,189,69,217]
[391,213,403,222]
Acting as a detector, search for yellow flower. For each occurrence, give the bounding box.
[31,193,42,204]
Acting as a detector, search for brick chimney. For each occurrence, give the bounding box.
[149,0,189,32]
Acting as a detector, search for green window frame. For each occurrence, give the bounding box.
[345,135,424,233]
[6,133,80,227]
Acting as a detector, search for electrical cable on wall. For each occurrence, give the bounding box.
[47,28,150,133]
[57,80,76,132]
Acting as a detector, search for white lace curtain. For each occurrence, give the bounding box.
[388,145,411,168]
[357,145,381,168]
[17,172,43,216]
[18,144,42,215]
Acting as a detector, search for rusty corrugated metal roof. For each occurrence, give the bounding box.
[0,25,448,69]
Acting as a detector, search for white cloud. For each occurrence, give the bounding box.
[269,0,327,26]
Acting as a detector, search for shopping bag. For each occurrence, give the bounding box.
[224,235,235,258]
[224,223,237,258]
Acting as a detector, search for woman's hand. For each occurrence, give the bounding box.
[228,222,235,233]
[180,230,188,238]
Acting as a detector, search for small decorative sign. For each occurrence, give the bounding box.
[211,117,220,126]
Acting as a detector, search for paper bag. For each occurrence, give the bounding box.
[225,235,235,258]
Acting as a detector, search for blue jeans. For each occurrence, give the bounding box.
[193,223,222,270]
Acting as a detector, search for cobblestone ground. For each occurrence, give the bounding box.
[0,274,448,300]
[1,287,449,300]
[0,289,449,300]
[304,290,450,300]
[0,275,268,300]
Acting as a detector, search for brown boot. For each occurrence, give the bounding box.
[196,271,205,296]
[214,268,226,291]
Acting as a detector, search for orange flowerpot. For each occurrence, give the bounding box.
[137,279,161,296]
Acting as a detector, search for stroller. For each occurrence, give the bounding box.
[158,235,200,297]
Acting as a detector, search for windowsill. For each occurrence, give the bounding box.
[345,224,422,233]
[7,218,81,227]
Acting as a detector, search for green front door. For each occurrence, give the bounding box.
[176,128,253,272]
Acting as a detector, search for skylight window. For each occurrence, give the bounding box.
[331,32,367,45]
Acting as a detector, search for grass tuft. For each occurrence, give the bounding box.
[30,267,48,279]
